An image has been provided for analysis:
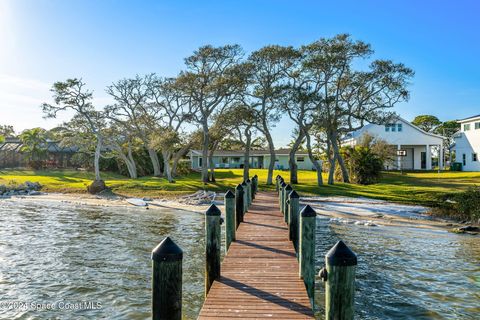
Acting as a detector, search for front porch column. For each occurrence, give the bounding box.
[397,144,401,171]
[439,145,444,170]
[426,144,432,170]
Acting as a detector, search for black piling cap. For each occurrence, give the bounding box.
[276,175,281,179]
[326,240,357,266]
[285,184,293,191]
[241,181,247,186]
[152,236,183,262]
[225,190,235,198]
[300,204,316,217]
[206,204,221,216]
[236,183,243,190]
[246,178,251,183]
[254,175,258,178]
[289,190,300,198]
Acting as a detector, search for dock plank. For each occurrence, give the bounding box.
[197,192,314,319]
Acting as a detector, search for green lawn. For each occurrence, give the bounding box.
[0,168,478,206]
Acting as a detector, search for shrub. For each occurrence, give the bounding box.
[436,186,480,221]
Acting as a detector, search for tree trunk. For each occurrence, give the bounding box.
[327,139,335,185]
[305,131,323,186]
[94,135,102,181]
[126,144,137,179]
[264,130,276,185]
[162,150,174,183]
[147,148,162,177]
[289,131,304,185]
[202,123,210,183]
[208,148,216,182]
[243,131,251,181]
[171,141,194,177]
[330,133,350,183]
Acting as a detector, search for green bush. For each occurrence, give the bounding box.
[349,146,384,185]
[437,186,480,221]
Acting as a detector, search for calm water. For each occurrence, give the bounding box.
[0,199,479,319]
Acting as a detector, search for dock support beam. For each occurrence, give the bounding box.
[205,204,221,296]
[151,237,183,320]
[323,240,357,320]
[299,204,316,305]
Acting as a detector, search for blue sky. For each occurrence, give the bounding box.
[1,0,479,146]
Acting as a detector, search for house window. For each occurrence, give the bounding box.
[473,153,478,162]
[464,124,471,131]
[199,157,202,167]
[463,154,466,166]
[222,157,228,164]
[397,124,403,132]
[232,157,240,163]
[475,122,480,130]
[297,157,305,162]
[385,123,398,132]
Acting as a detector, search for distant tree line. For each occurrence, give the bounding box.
[3,34,433,191]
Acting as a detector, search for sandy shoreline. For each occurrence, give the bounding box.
[0,192,466,231]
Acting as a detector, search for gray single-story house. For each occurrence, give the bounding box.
[188,149,317,170]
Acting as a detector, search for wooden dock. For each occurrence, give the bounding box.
[197,191,315,319]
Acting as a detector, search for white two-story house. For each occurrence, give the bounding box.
[342,117,445,170]
[453,114,480,171]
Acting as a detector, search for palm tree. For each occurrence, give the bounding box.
[19,128,48,169]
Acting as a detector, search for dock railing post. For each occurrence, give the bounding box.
[241,181,248,214]
[288,190,300,252]
[224,190,235,252]
[205,204,221,297]
[246,178,252,207]
[284,184,293,223]
[275,175,280,194]
[322,241,357,320]
[235,184,244,227]
[251,175,257,200]
[299,205,316,305]
[280,181,286,213]
[151,237,183,320]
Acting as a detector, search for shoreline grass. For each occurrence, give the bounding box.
[1,169,479,206]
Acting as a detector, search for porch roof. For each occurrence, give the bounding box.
[189,149,309,157]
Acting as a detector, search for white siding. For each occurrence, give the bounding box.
[454,118,480,171]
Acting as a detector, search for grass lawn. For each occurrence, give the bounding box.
[0,168,479,206]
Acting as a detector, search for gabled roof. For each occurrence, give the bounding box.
[458,114,480,123]
[344,116,445,141]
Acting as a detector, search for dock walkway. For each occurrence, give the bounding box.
[198,191,314,319]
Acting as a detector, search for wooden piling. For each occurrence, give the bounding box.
[284,184,293,223]
[241,181,248,213]
[151,236,183,320]
[275,175,280,193]
[235,184,244,227]
[324,240,357,320]
[299,204,316,304]
[280,181,286,212]
[288,190,300,251]
[224,190,235,252]
[251,175,257,199]
[205,204,221,296]
[246,178,252,207]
